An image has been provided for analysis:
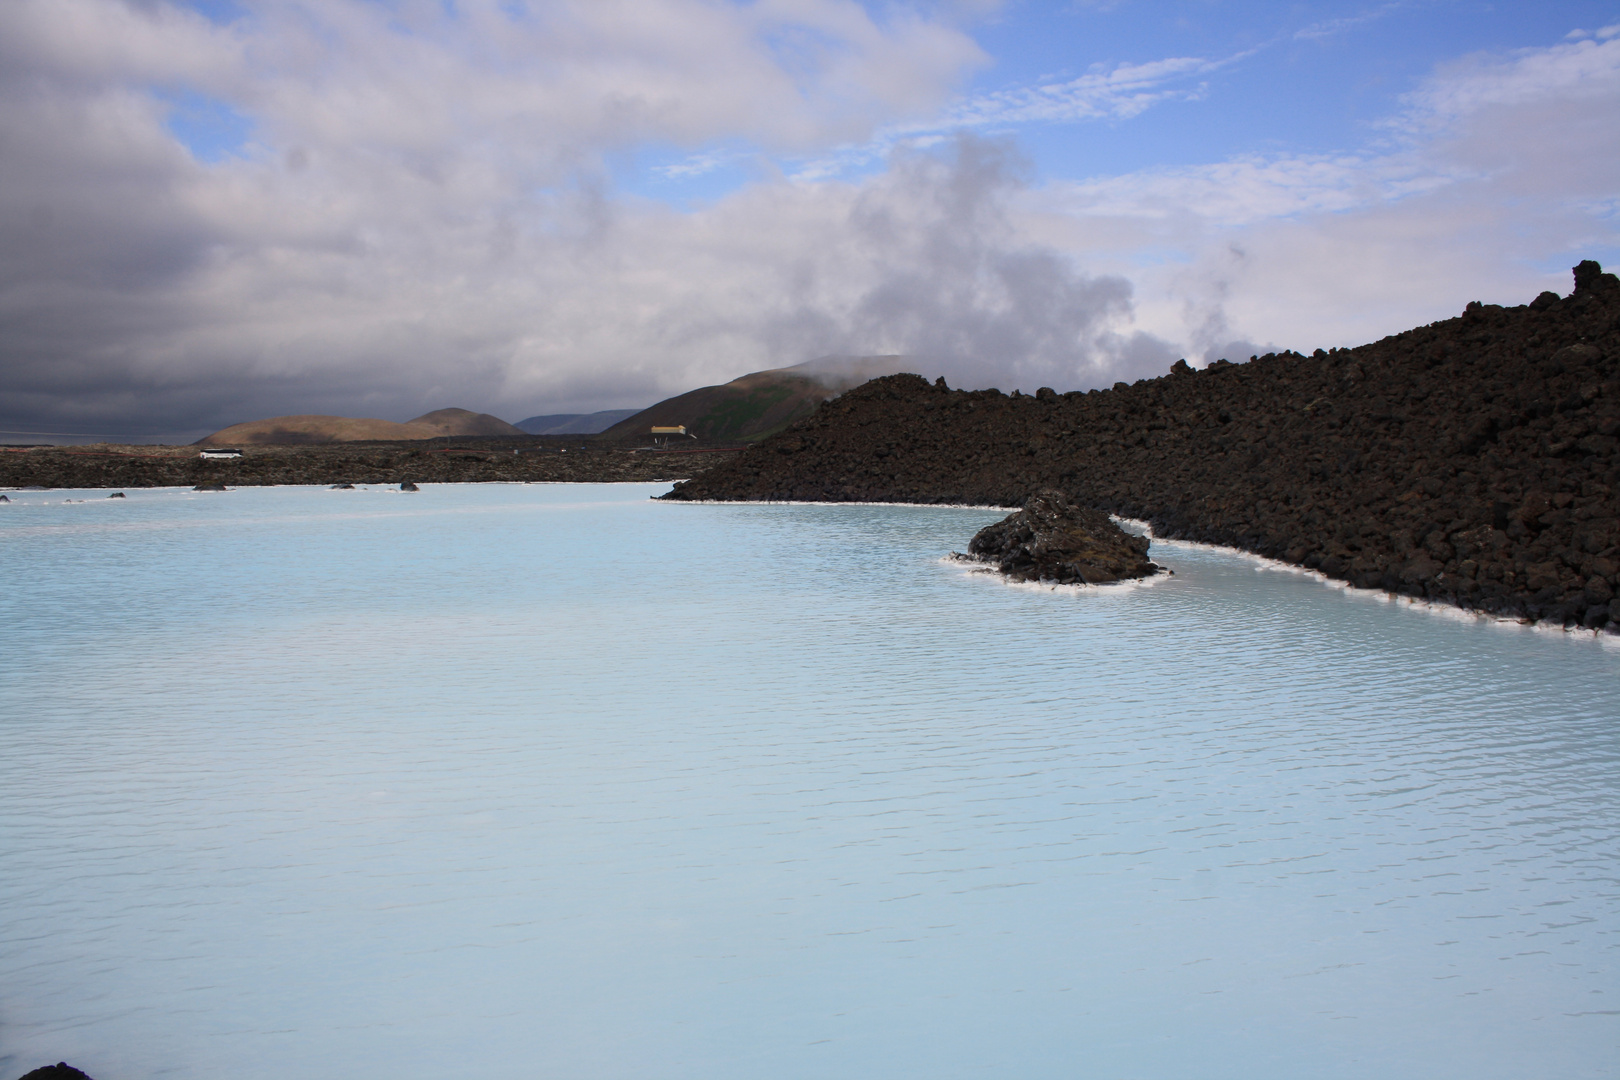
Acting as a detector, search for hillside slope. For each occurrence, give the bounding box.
[197,415,432,445]
[667,262,1620,630]
[406,408,526,437]
[600,356,908,443]
[516,410,640,435]
[197,408,521,445]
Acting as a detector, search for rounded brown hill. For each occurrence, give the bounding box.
[196,408,524,445]
[407,408,526,438]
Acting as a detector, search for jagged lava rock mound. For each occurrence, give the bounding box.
[665,261,1620,629]
[17,1064,96,1080]
[966,490,1160,584]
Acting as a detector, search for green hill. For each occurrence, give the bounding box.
[599,356,908,443]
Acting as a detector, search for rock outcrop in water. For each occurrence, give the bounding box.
[16,1064,96,1080]
[665,261,1620,630]
[964,490,1160,584]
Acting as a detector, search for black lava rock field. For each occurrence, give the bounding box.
[0,440,738,490]
[666,262,1620,630]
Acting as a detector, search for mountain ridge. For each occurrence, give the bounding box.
[516,409,642,435]
[599,356,911,443]
[196,408,523,446]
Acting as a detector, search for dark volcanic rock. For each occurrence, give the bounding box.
[665,261,1620,630]
[0,439,739,490]
[1574,259,1619,293]
[966,490,1160,584]
[399,481,420,491]
[192,481,228,491]
[17,1064,96,1080]
[107,491,125,498]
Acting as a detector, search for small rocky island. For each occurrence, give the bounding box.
[17,1064,95,1080]
[962,489,1162,584]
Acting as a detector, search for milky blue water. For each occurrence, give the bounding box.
[1,483,1616,1080]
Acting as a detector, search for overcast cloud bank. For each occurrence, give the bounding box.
[1,1,1616,440]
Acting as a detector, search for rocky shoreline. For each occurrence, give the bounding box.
[0,438,739,489]
[666,262,1620,631]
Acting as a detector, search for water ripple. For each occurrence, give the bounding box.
[1,484,1616,1080]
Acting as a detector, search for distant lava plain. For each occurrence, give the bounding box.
[666,261,1620,631]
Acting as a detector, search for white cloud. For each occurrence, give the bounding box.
[735,48,1237,182]
[661,2,1413,184]
[1291,3,1403,43]
[0,0,242,88]
[1397,30,1620,128]
[1019,27,1620,362]
[1565,23,1620,41]
[938,53,1219,126]
[1049,153,1453,227]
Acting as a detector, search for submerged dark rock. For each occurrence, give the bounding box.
[192,481,227,491]
[107,492,125,498]
[666,261,1620,630]
[965,490,1160,584]
[331,482,355,489]
[17,1064,96,1080]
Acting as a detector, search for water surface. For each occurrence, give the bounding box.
[1,483,1616,1079]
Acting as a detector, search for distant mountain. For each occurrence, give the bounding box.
[516,409,641,435]
[406,408,526,438]
[599,356,910,443]
[516,413,581,433]
[196,408,524,445]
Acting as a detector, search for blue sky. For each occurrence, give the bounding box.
[626,3,1619,203]
[3,0,1618,438]
[154,2,1619,209]
[161,86,255,163]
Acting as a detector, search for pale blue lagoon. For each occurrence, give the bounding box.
[1,483,1616,1080]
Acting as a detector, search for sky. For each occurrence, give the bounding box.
[2,0,1618,442]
